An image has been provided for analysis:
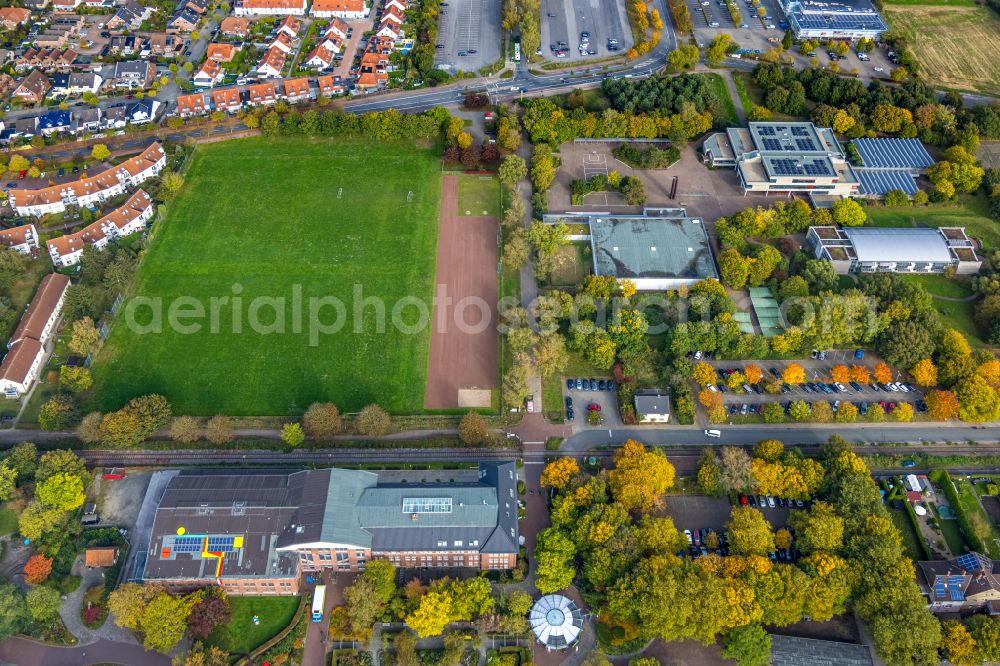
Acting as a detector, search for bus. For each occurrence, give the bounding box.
[513,40,521,63]
[311,585,327,622]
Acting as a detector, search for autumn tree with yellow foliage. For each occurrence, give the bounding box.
[608,440,675,511]
[540,457,579,489]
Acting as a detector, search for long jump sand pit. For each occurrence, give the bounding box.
[424,175,499,409]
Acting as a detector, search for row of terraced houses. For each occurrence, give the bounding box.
[176,76,345,117]
[233,0,368,18]
[6,142,166,218]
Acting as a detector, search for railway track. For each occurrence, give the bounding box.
[76,443,1000,468]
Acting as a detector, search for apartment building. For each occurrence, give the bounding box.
[0,274,70,398]
[46,190,154,267]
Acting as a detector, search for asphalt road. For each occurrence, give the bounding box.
[561,424,999,450]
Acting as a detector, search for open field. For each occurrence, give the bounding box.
[884,5,1000,96]
[207,596,299,655]
[90,137,441,416]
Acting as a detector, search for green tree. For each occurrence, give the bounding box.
[498,155,527,189]
[718,248,751,289]
[722,625,771,666]
[36,472,85,510]
[0,584,28,641]
[609,440,675,511]
[534,528,576,593]
[25,586,61,622]
[726,507,775,556]
[38,395,79,431]
[59,365,93,393]
[831,198,867,226]
[0,462,14,502]
[706,34,734,66]
[4,442,37,484]
[281,423,304,447]
[91,144,111,161]
[159,171,185,200]
[956,374,1000,422]
[787,500,843,553]
[406,590,455,638]
[141,591,200,653]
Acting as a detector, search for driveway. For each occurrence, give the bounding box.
[0,638,170,666]
[302,572,353,666]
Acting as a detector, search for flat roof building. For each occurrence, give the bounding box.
[140,462,519,595]
[779,0,887,40]
[807,226,981,275]
[560,209,717,291]
[703,122,859,201]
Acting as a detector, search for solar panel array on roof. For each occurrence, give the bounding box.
[763,138,783,151]
[759,126,776,136]
[854,138,933,170]
[856,169,918,196]
[771,158,833,176]
[958,553,983,572]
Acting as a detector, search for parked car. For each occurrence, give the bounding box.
[579,378,588,391]
[607,380,615,391]
[587,403,601,412]
[589,378,597,391]
[566,378,574,390]
[598,379,607,391]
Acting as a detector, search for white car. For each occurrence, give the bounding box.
[888,383,900,392]
[684,529,693,544]
[707,384,719,392]
[897,383,910,393]
[835,382,847,393]
[874,66,884,72]
[767,496,776,508]
[705,429,722,438]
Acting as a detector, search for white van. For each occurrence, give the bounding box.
[704,429,722,438]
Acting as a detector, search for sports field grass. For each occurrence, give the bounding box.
[456,173,500,217]
[90,137,441,416]
[884,5,1000,96]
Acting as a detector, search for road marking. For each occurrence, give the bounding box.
[524,461,545,465]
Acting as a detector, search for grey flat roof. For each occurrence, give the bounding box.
[854,138,933,170]
[842,228,952,264]
[856,169,918,195]
[590,215,718,281]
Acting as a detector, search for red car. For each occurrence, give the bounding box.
[587,403,601,412]
[738,494,748,505]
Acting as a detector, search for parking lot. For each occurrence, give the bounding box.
[561,376,621,427]
[704,356,927,420]
[434,0,502,72]
[664,495,795,560]
[539,0,632,62]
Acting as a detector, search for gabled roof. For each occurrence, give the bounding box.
[194,58,222,80]
[211,87,242,106]
[177,93,207,113]
[305,44,336,65]
[0,224,36,249]
[0,337,43,387]
[14,69,50,98]
[219,16,251,34]
[283,77,310,97]
[206,42,238,61]
[312,0,366,12]
[85,547,118,567]
[9,273,70,344]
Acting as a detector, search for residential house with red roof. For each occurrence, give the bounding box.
[256,45,286,78]
[311,0,367,19]
[326,18,349,41]
[304,44,337,68]
[219,16,251,36]
[282,77,311,103]
[317,74,344,96]
[248,82,277,106]
[46,190,154,267]
[177,93,208,117]
[12,70,50,104]
[0,273,70,398]
[269,31,294,53]
[0,224,39,255]
[211,87,243,113]
[234,0,307,16]
[206,42,240,61]
[0,7,31,30]
[193,58,225,86]
[277,14,302,37]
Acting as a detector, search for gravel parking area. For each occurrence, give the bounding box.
[665,495,790,531]
[98,470,153,531]
[434,0,502,72]
[539,0,631,62]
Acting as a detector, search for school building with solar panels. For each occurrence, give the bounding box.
[806,226,982,274]
[779,0,887,40]
[138,462,519,595]
[702,122,860,201]
[851,137,934,198]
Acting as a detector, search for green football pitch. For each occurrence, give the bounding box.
[90,137,441,416]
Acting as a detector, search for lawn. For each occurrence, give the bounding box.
[548,242,590,287]
[956,478,1000,558]
[866,196,1000,252]
[207,596,300,656]
[889,506,925,561]
[456,173,500,217]
[884,5,1000,96]
[89,137,442,416]
[900,274,973,300]
[934,505,969,556]
[0,504,17,536]
[700,73,739,127]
